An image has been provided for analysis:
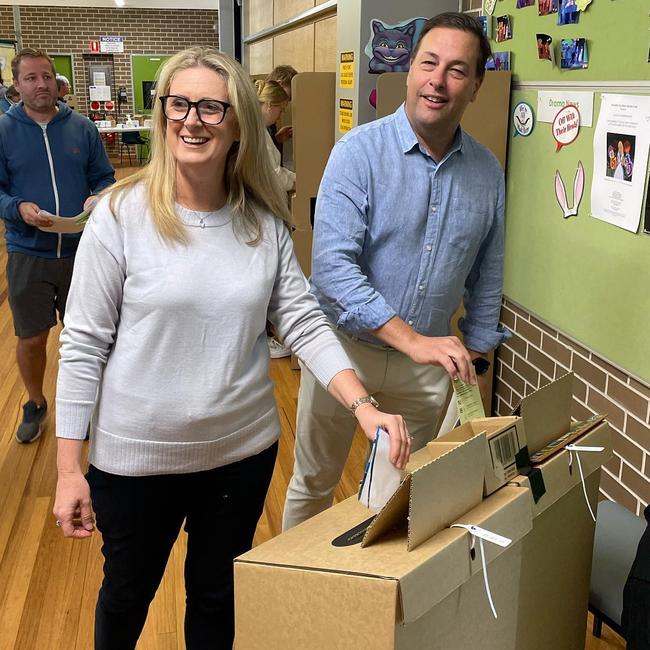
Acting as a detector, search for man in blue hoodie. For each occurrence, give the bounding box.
[0,48,115,443]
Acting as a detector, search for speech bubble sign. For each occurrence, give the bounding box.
[552,104,580,152]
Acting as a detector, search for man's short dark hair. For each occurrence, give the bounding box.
[411,12,492,78]
[12,48,56,81]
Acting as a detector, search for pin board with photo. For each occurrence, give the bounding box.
[485,0,650,381]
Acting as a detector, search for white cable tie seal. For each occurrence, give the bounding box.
[451,524,512,619]
[565,444,605,522]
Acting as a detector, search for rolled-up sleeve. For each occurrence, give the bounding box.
[311,139,396,335]
[458,173,511,353]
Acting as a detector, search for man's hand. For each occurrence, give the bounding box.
[19,201,53,227]
[407,333,476,384]
[275,125,293,143]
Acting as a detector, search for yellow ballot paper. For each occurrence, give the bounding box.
[453,377,485,424]
[37,210,86,234]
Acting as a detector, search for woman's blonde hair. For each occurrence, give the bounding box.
[106,46,291,245]
[254,79,289,106]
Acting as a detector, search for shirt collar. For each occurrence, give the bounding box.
[394,102,465,160]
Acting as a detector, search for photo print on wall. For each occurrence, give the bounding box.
[496,15,513,42]
[516,0,535,7]
[558,0,580,25]
[539,0,559,15]
[606,134,635,183]
[537,33,554,62]
[486,51,511,71]
[560,38,588,69]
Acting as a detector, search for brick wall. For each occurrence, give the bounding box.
[494,297,650,517]
[1,6,218,116]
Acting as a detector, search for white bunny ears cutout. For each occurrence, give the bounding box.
[554,161,585,219]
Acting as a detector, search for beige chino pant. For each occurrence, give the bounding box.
[282,333,449,531]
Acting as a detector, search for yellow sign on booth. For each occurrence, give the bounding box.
[339,51,354,89]
[339,98,353,133]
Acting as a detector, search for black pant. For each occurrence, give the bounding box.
[88,442,278,650]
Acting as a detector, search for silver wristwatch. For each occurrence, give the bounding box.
[350,395,379,414]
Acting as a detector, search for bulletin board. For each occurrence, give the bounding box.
[490,0,650,380]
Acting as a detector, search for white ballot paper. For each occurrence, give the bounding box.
[358,428,403,512]
[37,210,86,234]
[591,94,650,233]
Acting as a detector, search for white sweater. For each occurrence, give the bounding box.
[56,184,350,476]
[265,129,295,192]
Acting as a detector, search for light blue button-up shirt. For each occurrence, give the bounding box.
[310,103,509,354]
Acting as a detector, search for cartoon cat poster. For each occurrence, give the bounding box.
[365,17,427,74]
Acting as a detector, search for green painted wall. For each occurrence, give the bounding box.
[131,55,171,113]
[52,54,73,92]
[493,2,650,381]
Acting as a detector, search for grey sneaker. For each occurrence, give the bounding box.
[16,400,48,443]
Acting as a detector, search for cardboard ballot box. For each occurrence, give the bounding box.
[235,439,533,650]
[506,373,612,650]
[433,416,526,496]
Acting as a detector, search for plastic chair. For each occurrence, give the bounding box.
[120,131,149,166]
[589,499,646,637]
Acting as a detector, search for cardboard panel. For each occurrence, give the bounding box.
[314,16,337,72]
[516,372,573,455]
[374,71,512,169]
[274,0,314,24]
[235,563,399,650]
[408,434,486,550]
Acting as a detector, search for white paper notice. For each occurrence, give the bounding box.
[89,85,111,102]
[37,211,85,234]
[591,94,650,233]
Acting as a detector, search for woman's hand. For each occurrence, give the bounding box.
[53,471,95,539]
[354,404,411,470]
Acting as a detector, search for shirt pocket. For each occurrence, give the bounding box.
[449,196,491,260]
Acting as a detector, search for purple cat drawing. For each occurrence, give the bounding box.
[368,20,416,73]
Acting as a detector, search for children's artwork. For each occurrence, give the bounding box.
[485,51,511,71]
[606,134,635,182]
[557,0,580,25]
[479,15,492,39]
[536,34,554,62]
[496,15,512,42]
[538,0,559,15]
[483,0,498,15]
[365,17,426,73]
[513,102,534,137]
[560,38,588,69]
[552,104,580,151]
[516,0,535,7]
[554,161,585,218]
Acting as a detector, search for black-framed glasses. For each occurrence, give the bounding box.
[159,95,231,125]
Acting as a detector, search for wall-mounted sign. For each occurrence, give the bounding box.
[90,40,100,53]
[340,51,354,89]
[552,104,580,151]
[537,90,593,127]
[100,36,124,54]
[513,102,534,137]
[339,98,353,133]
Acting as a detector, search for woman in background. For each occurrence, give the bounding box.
[53,46,410,650]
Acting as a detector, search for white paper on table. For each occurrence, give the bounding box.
[591,94,650,233]
[358,428,403,512]
[37,210,85,234]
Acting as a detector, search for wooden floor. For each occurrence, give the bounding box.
[0,165,626,649]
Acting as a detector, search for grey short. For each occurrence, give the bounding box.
[6,252,75,338]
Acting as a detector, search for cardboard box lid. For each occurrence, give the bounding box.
[514,373,572,455]
[362,433,487,551]
[510,421,612,517]
[236,485,532,624]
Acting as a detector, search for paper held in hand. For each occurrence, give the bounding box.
[453,377,486,423]
[37,208,92,234]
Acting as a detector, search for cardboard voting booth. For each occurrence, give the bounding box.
[235,374,611,649]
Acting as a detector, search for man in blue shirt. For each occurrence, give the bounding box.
[0,49,114,444]
[283,12,509,529]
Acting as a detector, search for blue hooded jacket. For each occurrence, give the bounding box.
[0,102,115,258]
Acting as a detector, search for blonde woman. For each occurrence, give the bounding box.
[255,78,295,192]
[52,47,410,649]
